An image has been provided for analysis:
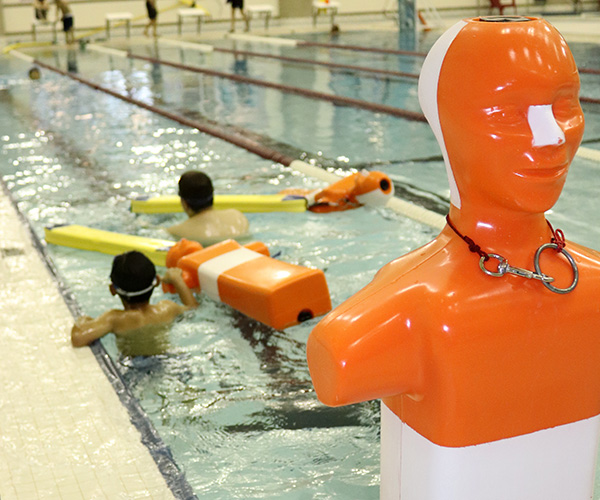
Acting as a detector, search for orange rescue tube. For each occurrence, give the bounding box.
[281,170,394,213]
[166,239,331,330]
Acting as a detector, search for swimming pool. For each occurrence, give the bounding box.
[2,23,600,498]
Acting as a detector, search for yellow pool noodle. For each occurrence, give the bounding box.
[130,194,307,214]
[45,225,174,267]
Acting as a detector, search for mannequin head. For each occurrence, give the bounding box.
[418,16,584,214]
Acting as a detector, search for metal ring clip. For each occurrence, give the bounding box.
[479,253,554,282]
[533,243,579,294]
[479,254,508,278]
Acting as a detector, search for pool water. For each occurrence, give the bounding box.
[1,24,600,499]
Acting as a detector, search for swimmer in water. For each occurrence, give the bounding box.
[307,16,600,499]
[166,171,249,246]
[71,251,197,355]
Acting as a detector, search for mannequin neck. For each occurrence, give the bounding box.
[447,204,556,260]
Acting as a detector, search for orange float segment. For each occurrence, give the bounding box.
[315,170,392,206]
[243,241,270,256]
[280,170,394,213]
[217,257,332,330]
[165,238,203,268]
[166,238,331,330]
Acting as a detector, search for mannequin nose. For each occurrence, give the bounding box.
[528,104,566,147]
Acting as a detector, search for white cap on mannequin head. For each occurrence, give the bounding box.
[418,20,467,209]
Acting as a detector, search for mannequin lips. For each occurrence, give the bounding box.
[516,162,568,179]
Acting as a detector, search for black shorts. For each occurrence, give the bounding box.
[62,14,73,32]
[146,1,157,20]
[227,0,243,9]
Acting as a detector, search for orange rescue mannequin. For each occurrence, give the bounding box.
[307,16,600,499]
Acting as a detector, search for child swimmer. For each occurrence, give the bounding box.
[71,251,198,355]
[166,171,249,245]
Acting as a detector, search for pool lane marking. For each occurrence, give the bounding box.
[158,38,214,52]
[9,50,35,63]
[227,33,299,47]
[87,43,128,58]
[76,45,427,122]
[212,46,420,80]
[127,51,427,122]
[225,34,427,57]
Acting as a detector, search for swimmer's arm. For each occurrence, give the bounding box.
[71,311,117,347]
[161,267,198,308]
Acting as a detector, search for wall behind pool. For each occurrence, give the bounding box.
[0,0,479,37]
[0,0,589,42]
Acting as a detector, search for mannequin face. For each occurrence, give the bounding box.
[437,18,584,214]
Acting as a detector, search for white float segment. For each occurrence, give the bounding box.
[197,247,262,301]
[227,33,298,47]
[356,186,394,207]
[576,146,600,163]
[288,159,343,184]
[9,50,35,63]
[380,402,600,500]
[158,38,214,53]
[86,43,128,58]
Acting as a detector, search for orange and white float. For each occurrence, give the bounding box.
[165,238,332,330]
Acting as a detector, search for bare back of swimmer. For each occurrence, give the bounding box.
[166,171,249,245]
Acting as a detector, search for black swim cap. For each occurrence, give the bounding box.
[110,251,157,303]
[178,171,214,212]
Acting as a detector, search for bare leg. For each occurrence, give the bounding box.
[242,9,249,31]
[230,7,235,32]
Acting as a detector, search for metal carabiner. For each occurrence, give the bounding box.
[479,253,554,283]
[533,243,579,294]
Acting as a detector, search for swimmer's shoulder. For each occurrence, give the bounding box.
[112,301,187,334]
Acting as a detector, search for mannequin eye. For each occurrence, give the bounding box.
[553,97,581,121]
[484,105,524,127]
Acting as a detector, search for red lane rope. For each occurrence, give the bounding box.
[213,47,420,80]
[579,67,600,76]
[580,96,600,105]
[294,42,600,78]
[293,41,600,79]
[129,52,427,122]
[297,41,428,58]
[33,59,297,166]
